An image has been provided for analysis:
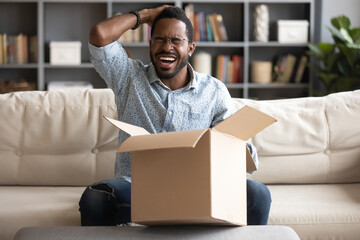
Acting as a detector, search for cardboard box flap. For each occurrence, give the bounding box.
[104,116,150,136]
[117,129,209,153]
[213,105,277,141]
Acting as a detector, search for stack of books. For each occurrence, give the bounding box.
[118,24,151,43]
[0,78,36,94]
[185,4,228,42]
[216,54,243,83]
[273,54,308,83]
[0,33,38,64]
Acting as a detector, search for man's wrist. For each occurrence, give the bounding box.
[138,9,151,26]
[129,10,141,30]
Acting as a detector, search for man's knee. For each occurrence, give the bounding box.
[79,182,116,210]
[79,182,119,226]
[246,179,271,225]
[247,179,271,205]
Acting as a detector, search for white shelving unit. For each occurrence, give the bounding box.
[0,0,314,99]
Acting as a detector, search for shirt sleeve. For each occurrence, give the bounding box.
[210,82,259,173]
[210,82,234,127]
[88,41,131,92]
[246,142,259,174]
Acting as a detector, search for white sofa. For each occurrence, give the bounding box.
[1,89,359,240]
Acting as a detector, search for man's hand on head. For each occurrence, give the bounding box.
[89,5,172,47]
[141,5,173,27]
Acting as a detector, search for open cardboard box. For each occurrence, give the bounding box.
[105,105,276,226]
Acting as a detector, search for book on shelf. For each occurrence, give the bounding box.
[16,33,28,64]
[216,55,228,82]
[215,14,228,42]
[29,35,38,63]
[0,78,36,94]
[294,55,308,83]
[226,60,234,84]
[1,34,7,64]
[184,3,195,30]
[184,4,228,42]
[0,33,37,64]
[8,35,15,64]
[115,12,151,44]
[205,14,214,42]
[215,54,243,83]
[0,34,3,64]
[232,55,243,83]
[16,34,23,64]
[193,12,200,42]
[208,13,220,42]
[282,54,296,83]
[198,12,207,42]
[273,54,308,83]
[118,23,151,43]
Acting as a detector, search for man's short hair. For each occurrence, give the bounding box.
[151,7,194,43]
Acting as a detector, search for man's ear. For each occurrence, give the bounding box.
[188,42,196,57]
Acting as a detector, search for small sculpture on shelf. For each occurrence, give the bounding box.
[253,4,269,42]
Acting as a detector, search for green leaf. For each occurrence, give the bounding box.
[306,52,323,62]
[349,28,360,43]
[325,53,339,71]
[328,27,345,43]
[354,63,360,76]
[340,28,354,44]
[307,62,325,73]
[319,42,335,56]
[337,58,351,76]
[308,43,324,57]
[346,42,360,49]
[335,77,357,91]
[331,15,351,30]
[337,44,360,68]
[310,15,360,94]
[318,72,338,90]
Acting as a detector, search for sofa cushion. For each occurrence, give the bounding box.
[1,89,359,186]
[234,90,360,184]
[0,186,85,240]
[268,183,360,240]
[0,89,118,186]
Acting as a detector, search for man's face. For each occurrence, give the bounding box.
[150,18,195,80]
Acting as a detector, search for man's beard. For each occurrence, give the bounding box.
[150,51,188,80]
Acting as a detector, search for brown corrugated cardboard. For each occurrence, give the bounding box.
[104,105,276,226]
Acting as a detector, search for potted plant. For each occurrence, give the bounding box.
[307,15,360,94]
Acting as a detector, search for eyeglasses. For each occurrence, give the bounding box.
[150,36,189,47]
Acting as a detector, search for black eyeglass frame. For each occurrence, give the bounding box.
[150,36,190,47]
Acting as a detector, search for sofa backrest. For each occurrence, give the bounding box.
[1,89,359,186]
[0,89,118,186]
[235,90,360,184]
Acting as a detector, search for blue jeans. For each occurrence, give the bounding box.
[79,178,271,226]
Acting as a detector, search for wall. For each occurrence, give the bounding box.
[319,0,360,42]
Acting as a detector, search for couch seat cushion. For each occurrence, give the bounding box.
[0,186,85,240]
[268,183,360,240]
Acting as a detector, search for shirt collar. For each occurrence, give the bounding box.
[186,63,199,91]
[148,63,199,92]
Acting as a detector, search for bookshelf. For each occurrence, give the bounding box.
[0,0,315,100]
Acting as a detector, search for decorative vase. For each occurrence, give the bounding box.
[253,4,269,42]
